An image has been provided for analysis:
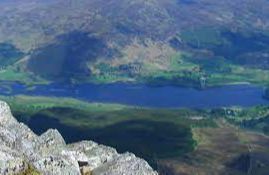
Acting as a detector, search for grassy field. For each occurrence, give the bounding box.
[0,95,215,128]
[0,95,127,123]
[0,67,49,86]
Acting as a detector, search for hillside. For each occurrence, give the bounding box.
[1,0,269,86]
[0,100,157,175]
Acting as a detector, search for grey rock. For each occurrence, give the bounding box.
[0,145,26,174]
[92,153,158,175]
[33,156,80,175]
[68,141,118,171]
[0,101,158,175]
[34,129,66,155]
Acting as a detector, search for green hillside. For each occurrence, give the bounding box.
[1,0,269,87]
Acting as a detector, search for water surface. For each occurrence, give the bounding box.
[0,82,268,108]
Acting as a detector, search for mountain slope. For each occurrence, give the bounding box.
[1,0,269,86]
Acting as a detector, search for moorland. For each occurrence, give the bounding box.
[1,1,269,174]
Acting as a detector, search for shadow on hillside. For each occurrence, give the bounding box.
[27,31,118,81]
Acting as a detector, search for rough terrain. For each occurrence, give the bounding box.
[0,101,157,175]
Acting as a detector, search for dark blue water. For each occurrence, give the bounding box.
[0,82,268,108]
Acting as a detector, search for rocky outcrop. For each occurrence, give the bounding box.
[0,101,158,175]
